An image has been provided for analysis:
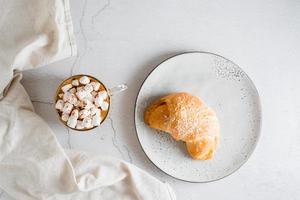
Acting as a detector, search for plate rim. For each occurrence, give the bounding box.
[134,51,262,183]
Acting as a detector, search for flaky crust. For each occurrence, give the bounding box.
[144,92,220,160]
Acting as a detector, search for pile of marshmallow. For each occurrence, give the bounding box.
[55,75,109,130]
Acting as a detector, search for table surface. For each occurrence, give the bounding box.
[1,0,300,199]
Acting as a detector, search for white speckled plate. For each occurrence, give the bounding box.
[134,52,261,182]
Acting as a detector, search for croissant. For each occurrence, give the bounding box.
[144,92,220,160]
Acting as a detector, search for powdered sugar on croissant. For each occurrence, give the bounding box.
[144,92,220,160]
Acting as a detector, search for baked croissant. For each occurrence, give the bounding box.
[144,92,220,160]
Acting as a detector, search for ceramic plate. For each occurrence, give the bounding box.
[135,52,261,182]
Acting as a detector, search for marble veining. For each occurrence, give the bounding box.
[0,190,4,199]
[5,0,299,199]
[91,0,110,25]
[70,0,87,76]
[109,117,125,157]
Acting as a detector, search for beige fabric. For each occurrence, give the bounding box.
[0,1,176,200]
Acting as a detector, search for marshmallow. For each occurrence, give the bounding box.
[100,101,109,111]
[98,91,108,100]
[94,96,104,108]
[79,109,90,119]
[76,120,84,129]
[61,84,72,93]
[84,93,95,103]
[82,117,92,128]
[83,99,94,110]
[62,102,73,114]
[75,100,84,108]
[63,92,77,105]
[74,100,81,107]
[69,87,76,94]
[91,91,98,97]
[71,109,79,119]
[63,92,71,102]
[91,81,101,91]
[90,107,100,116]
[84,83,94,93]
[67,116,77,128]
[95,108,101,116]
[72,79,79,86]
[55,99,64,110]
[79,76,90,85]
[76,89,88,101]
[77,86,84,91]
[61,113,69,122]
[92,114,102,126]
[69,96,78,105]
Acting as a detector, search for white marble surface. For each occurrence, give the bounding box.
[1,0,300,199]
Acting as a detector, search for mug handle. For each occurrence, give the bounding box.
[108,84,128,96]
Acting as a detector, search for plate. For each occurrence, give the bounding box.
[134,52,261,182]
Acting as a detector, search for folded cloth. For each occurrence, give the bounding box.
[0,1,176,200]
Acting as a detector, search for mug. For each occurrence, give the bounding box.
[55,74,127,131]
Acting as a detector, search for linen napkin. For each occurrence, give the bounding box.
[0,0,176,199]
